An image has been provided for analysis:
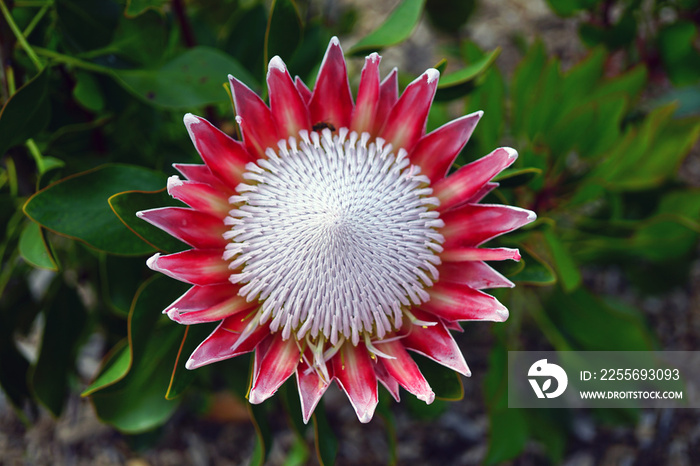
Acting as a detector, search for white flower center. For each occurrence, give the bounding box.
[224,128,445,346]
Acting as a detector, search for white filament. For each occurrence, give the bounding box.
[225,128,444,345]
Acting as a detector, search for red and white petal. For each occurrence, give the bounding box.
[173,163,227,191]
[137,207,228,249]
[421,281,508,322]
[350,53,381,134]
[183,115,255,187]
[267,56,311,137]
[433,147,517,211]
[230,77,280,158]
[374,340,434,404]
[308,37,354,130]
[249,336,301,404]
[466,182,498,204]
[441,204,536,248]
[167,177,230,217]
[332,343,378,423]
[373,359,401,401]
[380,69,439,151]
[401,309,470,376]
[441,246,521,262]
[164,283,257,324]
[409,111,482,183]
[147,249,230,286]
[294,76,312,104]
[371,68,398,135]
[438,261,514,289]
[296,354,331,424]
[186,315,269,369]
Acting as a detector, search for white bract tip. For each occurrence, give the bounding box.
[167,175,183,192]
[425,68,440,84]
[183,113,198,126]
[146,253,160,270]
[268,55,287,73]
[504,147,518,160]
[330,36,340,46]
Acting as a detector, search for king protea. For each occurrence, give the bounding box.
[137,37,535,423]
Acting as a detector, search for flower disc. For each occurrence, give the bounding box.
[226,128,445,345]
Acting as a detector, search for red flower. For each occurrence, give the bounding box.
[138,37,535,423]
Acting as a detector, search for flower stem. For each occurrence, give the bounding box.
[33,46,114,74]
[0,0,43,71]
[22,3,51,38]
[25,138,45,174]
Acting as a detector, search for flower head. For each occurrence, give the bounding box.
[138,37,535,423]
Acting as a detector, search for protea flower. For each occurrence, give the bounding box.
[137,37,535,423]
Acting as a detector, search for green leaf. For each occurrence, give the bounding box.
[425,0,476,33]
[545,0,589,16]
[100,255,150,317]
[125,0,169,17]
[413,353,463,400]
[348,0,426,55]
[434,48,500,101]
[19,221,58,271]
[375,395,398,465]
[484,408,529,464]
[591,65,647,103]
[109,189,188,253]
[492,167,542,188]
[511,40,546,137]
[543,229,581,292]
[166,323,217,400]
[73,71,105,112]
[590,105,700,191]
[265,0,303,64]
[548,287,656,351]
[461,41,505,161]
[0,343,32,416]
[249,402,273,466]
[56,0,121,51]
[24,164,166,255]
[312,400,338,466]
[509,248,556,286]
[31,285,88,416]
[82,339,130,396]
[113,47,256,109]
[89,276,189,432]
[279,381,308,440]
[657,21,700,86]
[0,67,50,158]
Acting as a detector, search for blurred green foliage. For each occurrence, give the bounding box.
[1,0,699,464]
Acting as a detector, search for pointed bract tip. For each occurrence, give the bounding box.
[425,68,440,84]
[503,147,518,160]
[367,52,380,63]
[135,210,145,218]
[330,36,340,46]
[185,358,197,370]
[166,175,183,193]
[247,389,268,405]
[146,253,161,271]
[183,113,199,126]
[268,55,287,73]
[496,304,509,322]
[527,210,537,222]
[357,410,373,424]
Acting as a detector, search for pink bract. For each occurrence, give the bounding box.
[138,37,536,424]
